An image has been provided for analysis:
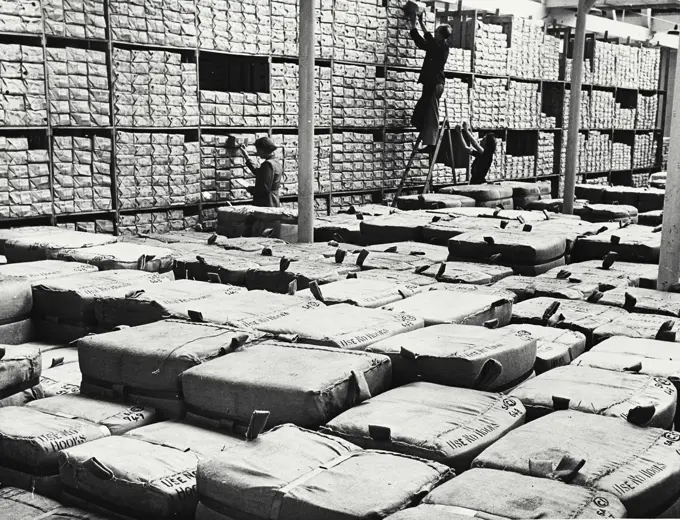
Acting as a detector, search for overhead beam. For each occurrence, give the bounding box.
[545,0,680,8]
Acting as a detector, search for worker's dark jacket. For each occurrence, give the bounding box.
[410,29,449,85]
[246,158,282,208]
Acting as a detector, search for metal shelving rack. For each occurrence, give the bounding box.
[0,2,669,230]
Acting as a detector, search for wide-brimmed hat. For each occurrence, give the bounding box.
[254,136,278,154]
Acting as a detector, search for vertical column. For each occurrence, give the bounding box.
[562,0,596,215]
[657,33,680,291]
[298,0,316,242]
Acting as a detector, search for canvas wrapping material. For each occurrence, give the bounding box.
[77,319,253,418]
[164,290,323,330]
[448,229,567,266]
[511,297,629,347]
[0,486,111,520]
[314,214,364,244]
[596,287,680,316]
[510,365,677,428]
[32,270,174,342]
[472,410,680,517]
[420,261,513,285]
[0,345,41,401]
[561,259,658,288]
[503,324,586,374]
[574,203,638,223]
[420,468,626,519]
[352,269,437,288]
[182,341,392,428]
[257,303,424,349]
[209,236,286,252]
[427,207,574,222]
[395,193,476,211]
[175,251,273,285]
[429,282,519,303]
[571,224,660,263]
[382,289,513,327]
[40,362,81,398]
[0,319,36,345]
[423,217,524,245]
[48,242,176,273]
[321,382,525,472]
[0,226,68,255]
[94,279,246,329]
[492,275,602,302]
[217,205,297,238]
[297,278,421,308]
[366,324,536,390]
[360,212,435,244]
[245,259,355,293]
[350,251,434,272]
[593,313,680,344]
[438,184,514,209]
[59,420,243,520]
[196,423,452,520]
[364,241,449,263]
[0,395,155,495]
[537,267,637,291]
[4,231,117,263]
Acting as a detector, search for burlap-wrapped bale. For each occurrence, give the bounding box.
[164,290,323,330]
[366,324,536,390]
[208,235,286,252]
[0,486,110,519]
[602,186,665,213]
[297,278,421,308]
[364,241,449,263]
[537,265,636,291]
[322,382,525,472]
[216,205,298,239]
[360,211,435,244]
[0,226,67,255]
[48,242,175,273]
[174,251,273,285]
[420,261,513,285]
[596,287,680,316]
[472,410,680,517]
[428,207,572,221]
[492,275,602,302]
[351,249,434,272]
[438,184,513,209]
[4,231,117,263]
[592,312,680,344]
[423,216,523,245]
[395,193,476,211]
[0,344,41,406]
[574,184,607,203]
[94,279,245,329]
[314,214,365,244]
[382,287,513,327]
[448,229,567,276]
[503,324,586,374]
[257,303,424,349]
[510,365,676,428]
[500,181,546,209]
[183,341,391,428]
[0,260,98,344]
[419,468,626,519]
[59,419,245,520]
[572,224,660,263]
[511,297,629,347]
[574,203,639,224]
[77,319,253,418]
[0,395,155,496]
[195,424,453,520]
[245,256,356,293]
[32,270,173,343]
[39,345,80,397]
[351,269,436,288]
[429,282,519,302]
[639,209,664,226]
[559,258,658,289]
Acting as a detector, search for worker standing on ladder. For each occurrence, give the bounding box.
[407,12,451,155]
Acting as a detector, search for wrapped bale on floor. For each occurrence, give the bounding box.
[423,216,524,245]
[571,224,660,263]
[0,487,111,520]
[0,395,155,496]
[216,205,298,239]
[360,211,435,244]
[365,324,536,390]
[48,242,176,273]
[257,303,424,350]
[592,312,680,344]
[297,278,422,308]
[510,364,676,428]
[364,241,449,263]
[4,230,117,263]
[438,184,514,209]
[182,341,391,428]
[350,268,437,288]
[94,279,245,329]
[503,324,586,374]
[492,275,603,302]
[351,249,435,272]
[314,213,365,244]
[31,269,174,342]
[194,424,453,520]
[448,229,568,276]
[558,258,658,289]
[245,256,358,293]
[511,297,629,347]
[394,193,476,211]
[0,344,42,407]
[59,419,248,520]
[472,410,680,518]
[0,260,98,344]
[381,285,513,327]
[0,227,68,255]
[39,344,80,397]
[419,260,513,285]
[321,382,526,472]
[595,286,680,316]
[639,209,663,226]
[574,203,638,224]
[412,468,626,519]
[174,250,275,285]
[77,319,254,418]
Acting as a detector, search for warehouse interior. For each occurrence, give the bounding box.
[5,0,680,519]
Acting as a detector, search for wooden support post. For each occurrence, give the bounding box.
[298,0,315,243]
[658,32,680,291]
[562,0,597,215]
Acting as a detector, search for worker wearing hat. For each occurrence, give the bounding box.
[239,136,282,208]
